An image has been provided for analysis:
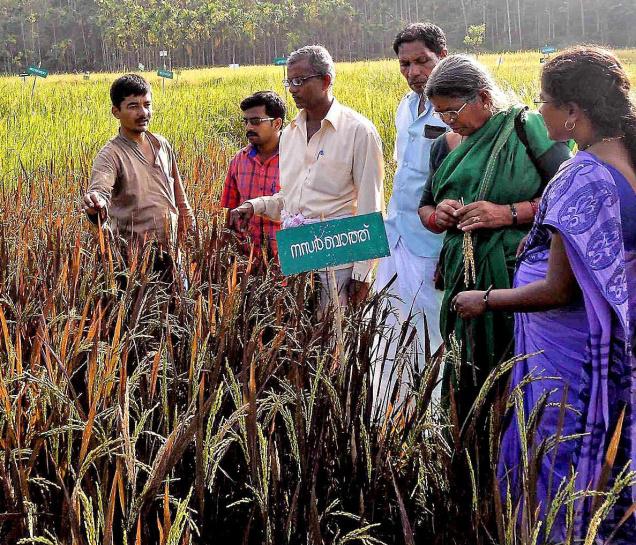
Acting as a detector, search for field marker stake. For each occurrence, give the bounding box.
[328,267,344,359]
[320,212,344,364]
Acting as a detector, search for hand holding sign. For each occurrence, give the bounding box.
[229,202,254,232]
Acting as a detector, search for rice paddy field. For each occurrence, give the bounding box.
[0,50,635,544]
[3,50,633,192]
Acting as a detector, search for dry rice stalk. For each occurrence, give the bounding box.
[461,198,477,287]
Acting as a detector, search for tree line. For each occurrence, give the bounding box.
[1,0,635,74]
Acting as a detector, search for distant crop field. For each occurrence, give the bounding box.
[2,49,634,194]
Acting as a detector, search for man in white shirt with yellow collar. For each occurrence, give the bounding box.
[231,45,384,307]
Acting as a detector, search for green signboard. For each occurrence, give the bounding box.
[273,57,287,66]
[157,69,174,79]
[276,212,390,276]
[28,66,48,78]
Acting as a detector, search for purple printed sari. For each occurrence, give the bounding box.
[499,151,636,543]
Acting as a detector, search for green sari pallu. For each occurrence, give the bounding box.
[431,105,555,421]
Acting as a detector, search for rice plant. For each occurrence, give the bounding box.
[1,51,635,544]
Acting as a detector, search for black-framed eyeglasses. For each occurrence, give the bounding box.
[433,101,469,123]
[282,74,323,88]
[242,116,275,126]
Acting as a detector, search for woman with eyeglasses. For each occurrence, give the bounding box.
[417,54,571,423]
[453,46,636,542]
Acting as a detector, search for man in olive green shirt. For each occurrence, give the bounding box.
[83,74,194,248]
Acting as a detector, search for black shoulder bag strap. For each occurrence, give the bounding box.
[514,108,551,186]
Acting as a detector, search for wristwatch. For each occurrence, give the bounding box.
[509,203,518,225]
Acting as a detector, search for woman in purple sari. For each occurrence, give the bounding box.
[453,46,636,542]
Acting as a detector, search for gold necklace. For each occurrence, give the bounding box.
[580,134,624,150]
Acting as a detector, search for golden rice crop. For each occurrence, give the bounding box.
[1,50,635,545]
[2,50,633,193]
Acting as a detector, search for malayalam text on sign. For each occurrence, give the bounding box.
[276,212,390,276]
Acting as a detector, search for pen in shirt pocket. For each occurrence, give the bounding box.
[316,149,325,160]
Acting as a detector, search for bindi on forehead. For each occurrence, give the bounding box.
[432,99,465,112]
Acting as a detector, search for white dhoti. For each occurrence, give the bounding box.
[372,238,444,412]
[316,266,353,311]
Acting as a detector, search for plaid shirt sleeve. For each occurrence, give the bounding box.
[220,156,241,209]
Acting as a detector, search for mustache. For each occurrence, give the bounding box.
[136,118,149,123]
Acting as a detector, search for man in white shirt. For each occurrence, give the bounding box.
[230,45,384,307]
[374,23,448,408]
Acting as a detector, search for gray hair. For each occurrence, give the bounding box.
[287,45,336,83]
[425,54,510,112]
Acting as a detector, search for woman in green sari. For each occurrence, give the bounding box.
[417,55,571,422]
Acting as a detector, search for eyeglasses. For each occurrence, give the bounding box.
[533,99,554,105]
[241,116,275,126]
[282,74,323,88]
[433,102,469,123]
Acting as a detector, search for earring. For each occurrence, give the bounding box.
[564,120,576,131]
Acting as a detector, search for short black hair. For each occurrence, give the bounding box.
[240,91,286,120]
[393,23,447,56]
[110,74,151,108]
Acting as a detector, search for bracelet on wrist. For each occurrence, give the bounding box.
[427,211,444,233]
[483,285,494,311]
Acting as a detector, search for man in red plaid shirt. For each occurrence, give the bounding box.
[221,91,285,259]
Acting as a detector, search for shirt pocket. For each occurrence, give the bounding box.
[423,124,447,139]
[313,158,352,196]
